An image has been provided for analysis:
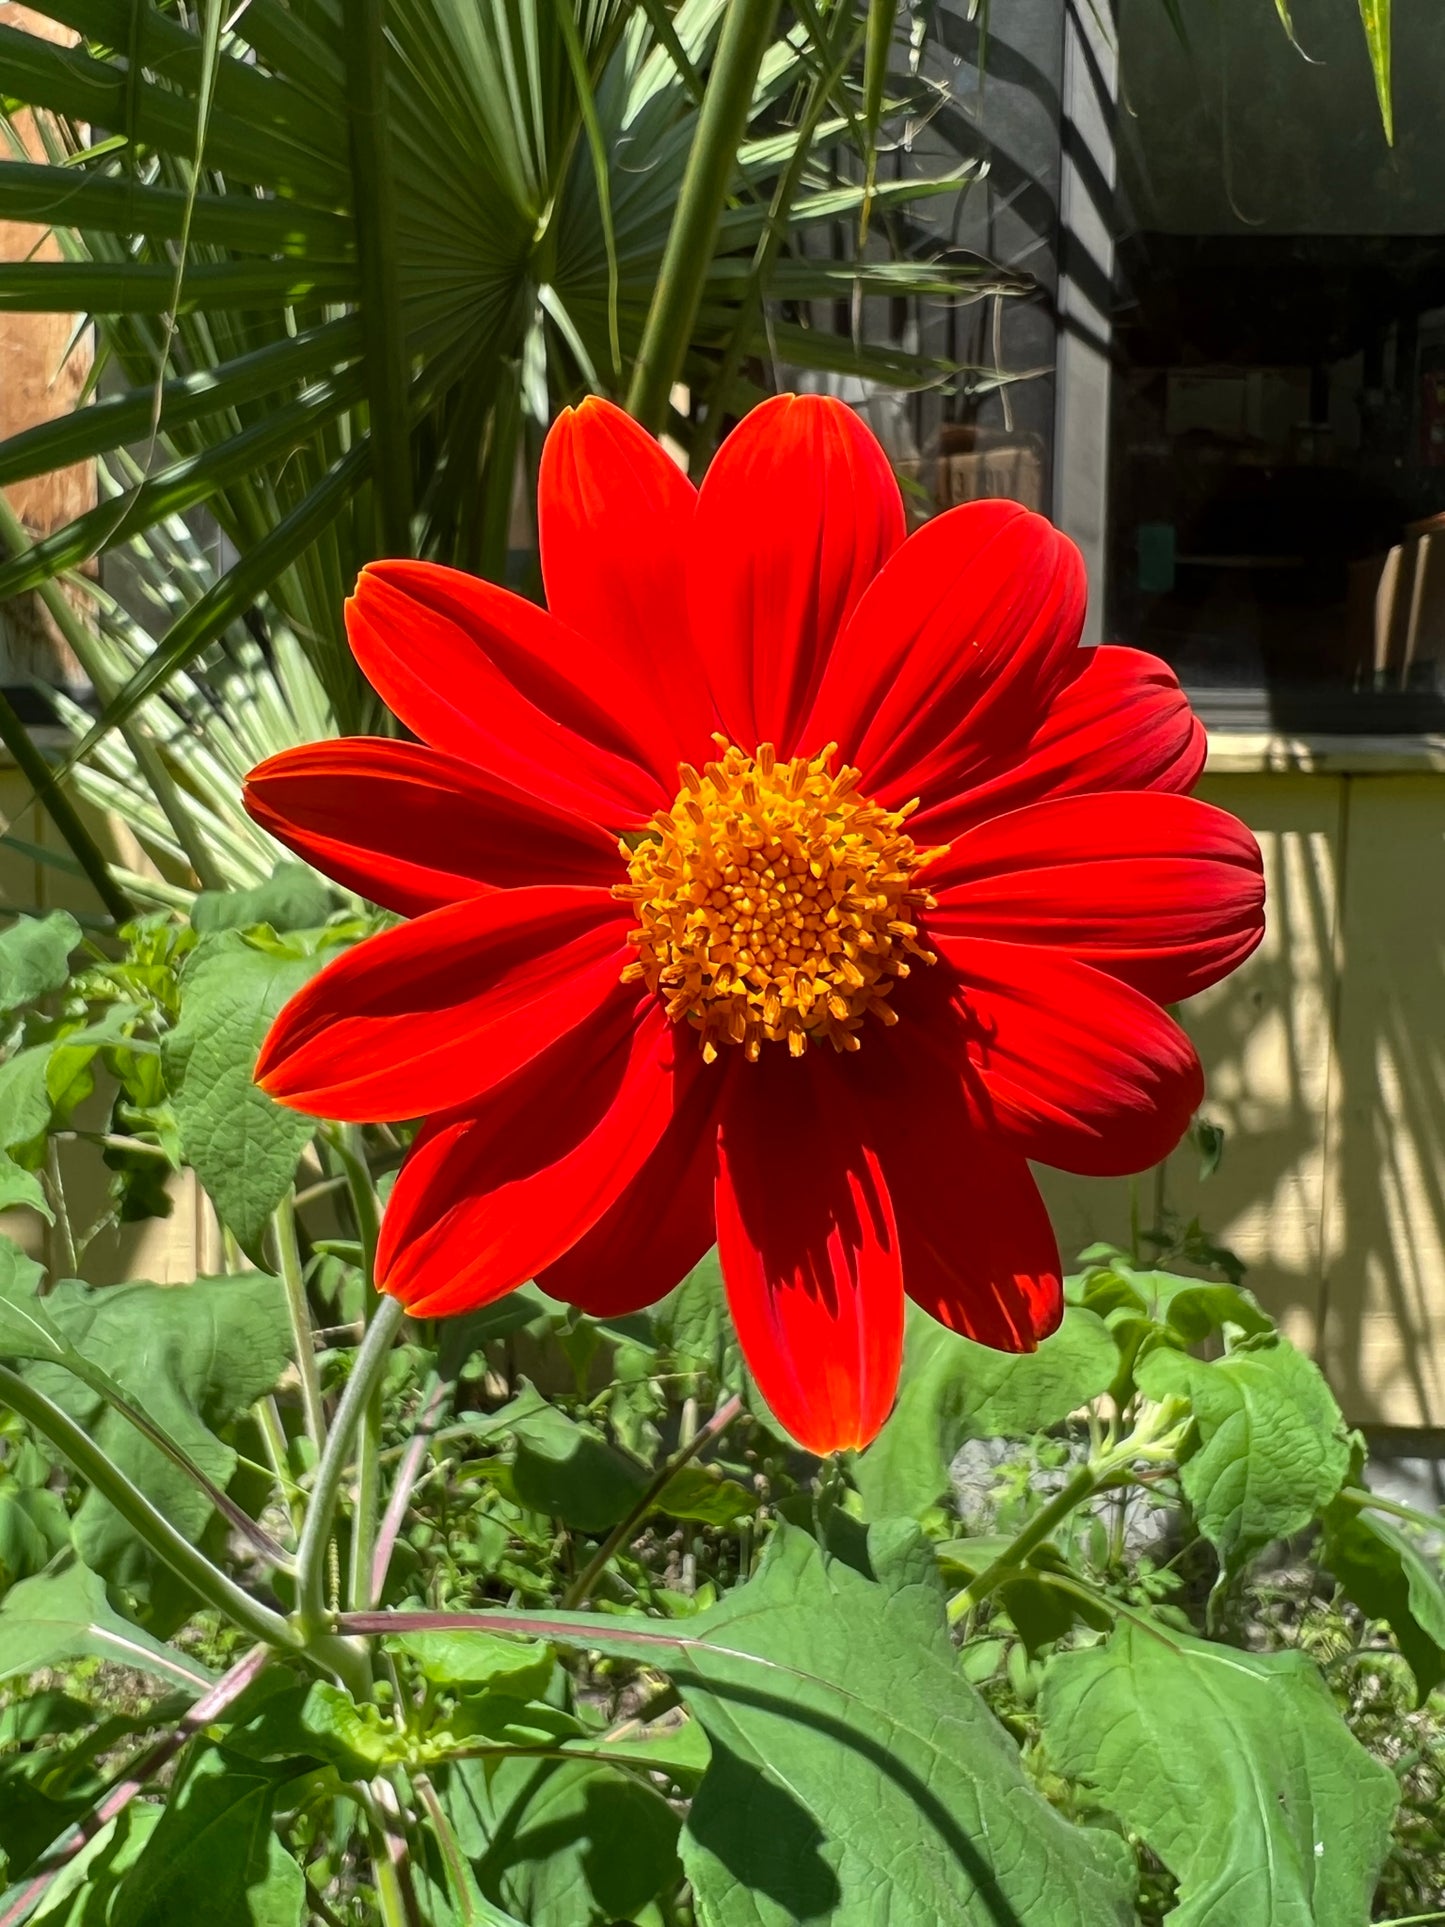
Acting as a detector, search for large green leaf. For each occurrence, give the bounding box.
[0,1559,213,1698]
[107,1745,306,1927]
[853,1306,1118,1519]
[1040,1621,1398,1927]
[507,1399,649,1533]
[12,1803,162,1927]
[447,1753,682,1927]
[161,929,329,1256]
[674,1525,1132,1924]
[0,912,81,1012]
[20,1271,292,1597]
[1137,1339,1350,1580]
[1321,1496,1445,1702]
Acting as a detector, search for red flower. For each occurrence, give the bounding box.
[246,396,1263,1453]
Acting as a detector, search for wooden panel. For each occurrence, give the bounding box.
[1323,776,1445,1427]
[1158,772,1346,1359]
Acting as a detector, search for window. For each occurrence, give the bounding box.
[1107,0,1445,731]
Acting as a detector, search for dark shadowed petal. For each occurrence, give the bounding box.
[917,939,1204,1177]
[715,1049,903,1453]
[244,738,622,917]
[376,994,700,1317]
[536,1045,731,1317]
[850,1024,1062,1350]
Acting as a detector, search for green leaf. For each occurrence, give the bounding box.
[1321,1497,1445,1702]
[0,1155,53,1222]
[0,1239,69,1363]
[654,1462,753,1527]
[648,1249,741,1386]
[226,1677,397,1776]
[853,1307,1117,1519]
[15,1803,163,1927]
[20,1272,292,1598]
[191,862,335,935]
[108,1744,306,1927]
[0,1048,55,1159]
[162,930,328,1257]
[1358,0,1392,143]
[0,1559,214,1697]
[0,912,81,1011]
[1137,1339,1350,1582]
[388,1628,553,1698]
[445,1754,682,1927]
[672,1525,1133,1924]
[1040,1621,1398,1927]
[508,1401,648,1534]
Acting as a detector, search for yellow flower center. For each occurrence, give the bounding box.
[617,737,939,1063]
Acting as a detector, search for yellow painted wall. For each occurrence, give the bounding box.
[3,748,1443,1428]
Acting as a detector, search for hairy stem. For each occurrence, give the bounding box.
[295,1294,406,1635]
[275,1190,327,1454]
[371,1372,453,1606]
[0,1365,300,1652]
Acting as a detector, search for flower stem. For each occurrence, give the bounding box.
[275,1191,327,1454]
[947,1463,1103,1624]
[370,1372,452,1606]
[626,0,781,433]
[562,1393,743,1609]
[295,1294,406,1636]
[0,1365,300,1653]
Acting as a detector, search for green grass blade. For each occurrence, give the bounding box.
[0,162,353,257]
[627,0,781,430]
[0,259,357,314]
[60,442,371,772]
[1357,0,1392,143]
[344,0,415,556]
[0,317,363,489]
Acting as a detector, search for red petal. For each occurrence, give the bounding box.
[536,1050,730,1317]
[539,398,714,768]
[851,1029,1062,1350]
[376,994,701,1317]
[922,939,1204,1176]
[347,563,667,827]
[928,792,1265,1004]
[912,645,1207,845]
[244,738,622,918]
[255,886,631,1122]
[716,1051,903,1452]
[804,501,1085,808]
[689,395,904,756]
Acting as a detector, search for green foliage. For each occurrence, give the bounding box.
[16,1271,292,1606]
[162,926,337,1257]
[107,1745,307,1927]
[447,1754,682,1927]
[0,1560,213,1698]
[0,831,1437,1925]
[853,1305,1117,1519]
[1138,1338,1351,1585]
[0,913,82,1013]
[1040,1621,1400,1927]
[1322,1497,1445,1702]
[665,1524,1135,1925]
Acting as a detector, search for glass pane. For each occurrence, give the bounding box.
[1107,0,1445,729]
